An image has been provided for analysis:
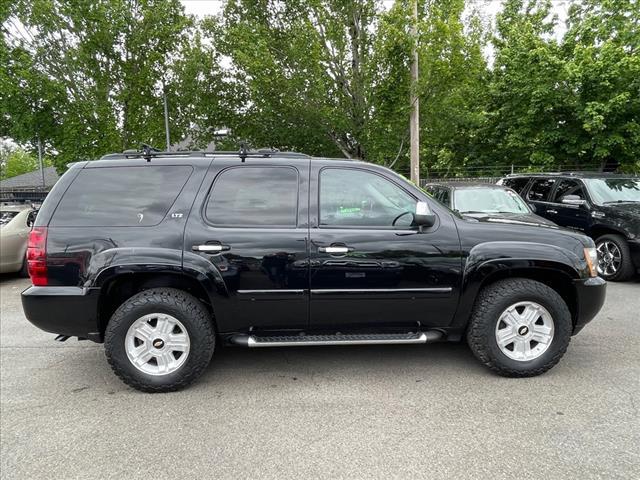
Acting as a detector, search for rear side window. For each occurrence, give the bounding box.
[502,177,530,194]
[205,166,298,227]
[527,178,556,201]
[51,166,192,227]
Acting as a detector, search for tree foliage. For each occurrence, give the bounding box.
[1,0,638,175]
[0,143,50,180]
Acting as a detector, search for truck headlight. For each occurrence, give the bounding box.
[584,247,598,278]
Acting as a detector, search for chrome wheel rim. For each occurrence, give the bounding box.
[125,313,190,376]
[495,301,554,362]
[596,241,621,277]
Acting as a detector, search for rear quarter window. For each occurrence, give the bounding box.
[502,177,530,194]
[51,166,192,227]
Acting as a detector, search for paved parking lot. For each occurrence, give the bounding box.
[0,275,638,479]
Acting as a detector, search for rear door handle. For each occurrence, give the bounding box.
[318,245,353,254]
[193,243,230,253]
[546,209,558,214]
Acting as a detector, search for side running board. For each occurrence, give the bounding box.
[230,331,443,348]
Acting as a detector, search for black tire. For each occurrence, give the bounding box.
[466,278,572,377]
[595,234,635,282]
[105,288,215,392]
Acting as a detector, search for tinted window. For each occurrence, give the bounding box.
[320,168,416,227]
[52,166,192,227]
[205,166,298,227]
[552,179,586,203]
[503,177,530,194]
[527,178,556,201]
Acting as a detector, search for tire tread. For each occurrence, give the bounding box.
[466,278,571,377]
[104,288,215,393]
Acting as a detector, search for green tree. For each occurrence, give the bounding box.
[212,0,379,159]
[563,0,640,171]
[1,0,209,170]
[0,146,50,180]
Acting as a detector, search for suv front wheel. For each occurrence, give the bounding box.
[466,278,572,377]
[105,288,215,392]
[595,234,635,282]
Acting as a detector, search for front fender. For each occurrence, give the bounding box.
[451,241,584,329]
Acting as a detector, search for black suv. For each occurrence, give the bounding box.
[499,173,640,281]
[22,150,606,392]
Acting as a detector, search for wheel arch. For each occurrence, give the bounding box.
[453,242,584,332]
[590,224,628,240]
[96,271,219,337]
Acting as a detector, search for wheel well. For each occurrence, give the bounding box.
[478,268,578,326]
[98,273,214,336]
[590,226,625,241]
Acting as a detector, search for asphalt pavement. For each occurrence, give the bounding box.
[1,275,638,479]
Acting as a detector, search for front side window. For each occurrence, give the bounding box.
[552,179,586,203]
[454,188,530,214]
[205,166,298,227]
[527,178,556,201]
[51,166,192,227]
[583,178,640,205]
[320,168,416,228]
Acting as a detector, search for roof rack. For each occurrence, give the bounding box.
[100,144,310,162]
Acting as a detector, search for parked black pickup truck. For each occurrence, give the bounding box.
[22,150,606,392]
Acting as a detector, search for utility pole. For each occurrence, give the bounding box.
[37,135,44,188]
[409,0,420,185]
[163,81,171,151]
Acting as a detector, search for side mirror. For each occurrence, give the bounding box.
[414,201,436,230]
[562,195,586,206]
[529,203,537,213]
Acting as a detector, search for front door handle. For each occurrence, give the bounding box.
[318,245,353,254]
[193,243,230,253]
[546,209,558,214]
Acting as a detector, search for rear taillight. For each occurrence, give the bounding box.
[27,226,48,286]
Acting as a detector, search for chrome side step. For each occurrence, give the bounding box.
[230,331,443,348]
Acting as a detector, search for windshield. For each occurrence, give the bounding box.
[583,178,640,205]
[0,211,19,227]
[454,188,530,214]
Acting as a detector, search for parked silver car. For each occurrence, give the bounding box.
[0,205,38,275]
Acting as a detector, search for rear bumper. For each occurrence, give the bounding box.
[21,286,102,342]
[572,276,606,335]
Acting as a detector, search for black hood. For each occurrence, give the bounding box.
[461,211,558,228]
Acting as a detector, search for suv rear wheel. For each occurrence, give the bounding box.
[105,288,215,392]
[595,234,634,282]
[466,278,572,377]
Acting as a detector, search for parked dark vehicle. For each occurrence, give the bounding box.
[22,150,606,392]
[424,182,556,227]
[499,173,640,282]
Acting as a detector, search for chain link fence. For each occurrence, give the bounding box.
[408,163,622,188]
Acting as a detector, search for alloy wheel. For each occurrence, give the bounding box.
[125,313,190,376]
[596,240,621,277]
[495,301,554,362]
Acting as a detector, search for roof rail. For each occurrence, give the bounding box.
[100,145,310,162]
